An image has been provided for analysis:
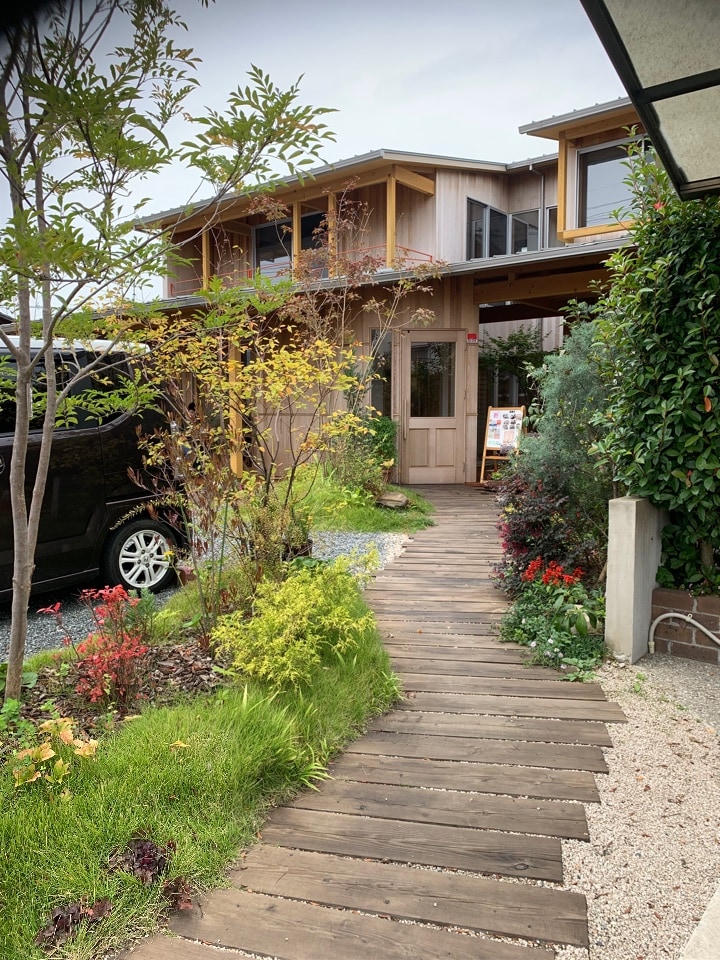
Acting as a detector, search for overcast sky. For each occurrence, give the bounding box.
[147,0,626,210]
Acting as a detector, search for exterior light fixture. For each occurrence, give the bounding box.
[579,0,720,199]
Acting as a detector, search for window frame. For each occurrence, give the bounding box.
[466,200,509,260]
[509,208,540,254]
[577,138,636,229]
[252,210,325,277]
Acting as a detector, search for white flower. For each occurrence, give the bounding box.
[547,638,554,644]
[529,641,537,648]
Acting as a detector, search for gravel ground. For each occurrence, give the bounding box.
[557,654,720,960]
[0,531,408,661]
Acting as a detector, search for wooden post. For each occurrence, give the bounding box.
[327,192,336,277]
[228,343,243,476]
[386,172,397,268]
[292,200,301,279]
[201,228,211,289]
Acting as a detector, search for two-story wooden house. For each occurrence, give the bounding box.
[145,96,643,484]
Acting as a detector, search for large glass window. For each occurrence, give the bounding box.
[467,200,508,259]
[410,341,455,417]
[579,144,633,227]
[510,210,539,254]
[467,200,486,259]
[546,207,561,247]
[253,210,325,277]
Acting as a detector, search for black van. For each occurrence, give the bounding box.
[0,336,179,599]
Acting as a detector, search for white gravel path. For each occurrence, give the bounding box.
[557,656,720,960]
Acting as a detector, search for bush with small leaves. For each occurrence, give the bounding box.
[212,556,376,688]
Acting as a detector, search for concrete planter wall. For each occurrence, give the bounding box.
[651,589,720,665]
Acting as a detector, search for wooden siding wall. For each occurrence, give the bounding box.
[507,168,558,212]
[435,171,509,263]
[396,183,435,257]
[166,232,202,297]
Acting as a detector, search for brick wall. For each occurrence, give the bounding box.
[651,588,720,664]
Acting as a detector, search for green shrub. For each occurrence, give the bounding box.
[212,557,376,688]
[329,413,397,496]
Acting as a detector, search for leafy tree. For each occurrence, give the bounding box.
[0,0,333,702]
[593,143,720,589]
[139,189,437,591]
[478,322,545,408]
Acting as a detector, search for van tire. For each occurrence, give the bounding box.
[102,520,178,593]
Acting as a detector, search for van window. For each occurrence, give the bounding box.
[0,350,133,433]
[0,355,49,433]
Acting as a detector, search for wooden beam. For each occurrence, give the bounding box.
[201,229,210,288]
[473,268,609,304]
[327,191,337,277]
[164,165,430,234]
[393,165,435,196]
[292,200,301,279]
[227,343,243,477]
[558,221,633,242]
[386,174,397,267]
[557,133,568,237]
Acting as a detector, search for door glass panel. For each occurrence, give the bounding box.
[370,330,392,416]
[410,341,455,417]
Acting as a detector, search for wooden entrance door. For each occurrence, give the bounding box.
[400,330,465,484]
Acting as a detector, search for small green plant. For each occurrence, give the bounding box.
[0,698,37,753]
[632,672,648,696]
[0,662,38,695]
[213,556,376,688]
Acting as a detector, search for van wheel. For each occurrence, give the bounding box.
[102,520,177,593]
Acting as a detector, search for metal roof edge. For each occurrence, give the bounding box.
[519,96,633,136]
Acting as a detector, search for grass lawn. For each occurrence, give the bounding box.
[0,482,433,959]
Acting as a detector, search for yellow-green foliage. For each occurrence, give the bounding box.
[213,558,375,688]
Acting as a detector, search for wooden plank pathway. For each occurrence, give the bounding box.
[124,485,625,960]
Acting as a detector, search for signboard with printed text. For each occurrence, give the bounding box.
[479,406,525,481]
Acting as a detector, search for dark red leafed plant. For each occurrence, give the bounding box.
[108,833,176,885]
[35,897,112,948]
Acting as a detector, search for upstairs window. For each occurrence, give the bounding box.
[253,210,325,277]
[510,210,539,254]
[578,143,634,228]
[467,200,508,259]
